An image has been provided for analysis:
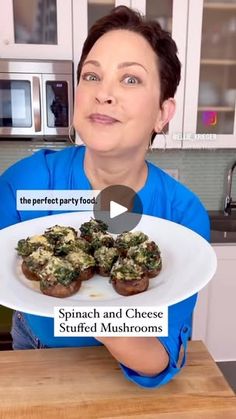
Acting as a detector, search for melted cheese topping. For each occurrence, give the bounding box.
[29,235,49,245]
[134,253,146,263]
[94,246,118,268]
[45,225,77,243]
[92,231,110,240]
[127,240,161,266]
[94,246,117,259]
[116,231,148,245]
[40,257,74,280]
[28,248,53,264]
[111,258,143,280]
[63,230,77,243]
[66,250,95,269]
[139,240,160,252]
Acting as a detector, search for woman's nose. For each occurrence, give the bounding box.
[95,85,116,105]
[96,97,113,104]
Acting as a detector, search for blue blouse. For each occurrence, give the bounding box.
[0,145,210,388]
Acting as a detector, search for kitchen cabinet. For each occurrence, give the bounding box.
[0,0,73,60]
[131,0,236,149]
[0,305,12,350]
[192,245,236,361]
[0,305,12,333]
[183,0,236,148]
[130,0,188,149]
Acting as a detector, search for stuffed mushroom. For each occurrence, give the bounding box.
[79,218,108,242]
[127,240,162,278]
[21,247,53,281]
[39,256,81,298]
[115,231,148,256]
[94,246,119,276]
[16,235,53,258]
[65,249,95,281]
[90,231,114,251]
[54,236,91,256]
[110,257,149,296]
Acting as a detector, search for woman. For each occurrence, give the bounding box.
[0,6,209,388]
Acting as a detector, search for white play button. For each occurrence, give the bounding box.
[110,201,127,219]
[93,185,143,234]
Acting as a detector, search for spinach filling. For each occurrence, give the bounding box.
[66,250,95,270]
[127,241,161,270]
[90,232,114,250]
[115,231,148,250]
[44,225,77,245]
[110,258,144,281]
[94,246,119,271]
[16,236,52,257]
[40,267,79,288]
[79,218,108,237]
[24,248,53,272]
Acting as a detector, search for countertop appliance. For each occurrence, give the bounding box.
[0,59,73,139]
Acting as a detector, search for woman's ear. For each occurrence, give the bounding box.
[154,98,176,132]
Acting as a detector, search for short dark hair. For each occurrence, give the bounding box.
[77,6,181,105]
[77,6,181,141]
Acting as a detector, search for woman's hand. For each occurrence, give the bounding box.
[95,336,169,377]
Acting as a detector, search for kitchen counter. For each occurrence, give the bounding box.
[210,231,236,245]
[209,211,236,244]
[0,341,235,418]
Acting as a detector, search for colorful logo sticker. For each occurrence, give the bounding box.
[202,111,217,126]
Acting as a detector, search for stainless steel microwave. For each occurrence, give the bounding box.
[0,60,73,139]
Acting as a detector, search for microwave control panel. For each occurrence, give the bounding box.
[46,81,69,128]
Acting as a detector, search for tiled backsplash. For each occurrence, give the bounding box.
[0,140,236,211]
[147,149,236,211]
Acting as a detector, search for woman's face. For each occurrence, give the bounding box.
[74,29,170,154]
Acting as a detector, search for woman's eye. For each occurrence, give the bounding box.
[81,73,99,82]
[122,75,141,85]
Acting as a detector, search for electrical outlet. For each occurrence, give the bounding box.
[165,169,179,180]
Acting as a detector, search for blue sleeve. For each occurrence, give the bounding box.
[175,192,210,242]
[120,189,210,388]
[0,149,54,229]
[0,176,20,229]
[119,294,197,389]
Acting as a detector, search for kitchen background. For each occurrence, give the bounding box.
[0,141,236,211]
[0,0,236,392]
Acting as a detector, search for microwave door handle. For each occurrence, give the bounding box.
[32,76,41,132]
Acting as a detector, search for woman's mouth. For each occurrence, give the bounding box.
[89,113,119,125]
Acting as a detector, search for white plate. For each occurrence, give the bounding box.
[0,211,217,317]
